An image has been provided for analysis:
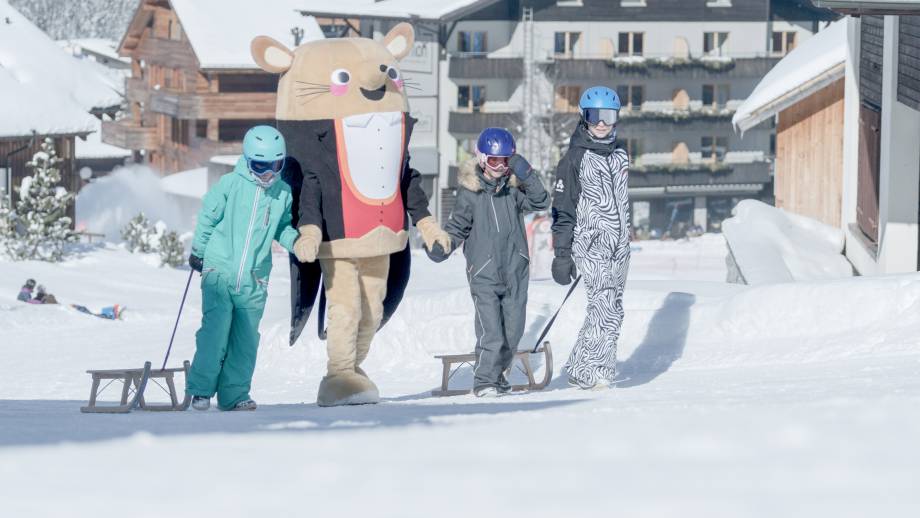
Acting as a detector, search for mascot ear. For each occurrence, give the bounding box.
[383,22,415,61]
[251,36,294,74]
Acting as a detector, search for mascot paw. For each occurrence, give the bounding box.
[294,225,322,263]
[417,216,451,254]
[317,372,380,407]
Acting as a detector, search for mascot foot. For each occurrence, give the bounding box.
[317,371,380,407]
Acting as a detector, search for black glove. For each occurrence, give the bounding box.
[188,254,203,273]
[425,242,451,263]
[552,255,577,285]
[509,154,533,181]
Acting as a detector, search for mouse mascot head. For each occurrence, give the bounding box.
[252,23,450,407]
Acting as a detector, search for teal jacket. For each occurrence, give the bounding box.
[192,158,299,297]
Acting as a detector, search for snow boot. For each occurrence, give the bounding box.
[567,374,613,391]
[474,386,501,398]
[229,399,257,411]
[191,396,210,411]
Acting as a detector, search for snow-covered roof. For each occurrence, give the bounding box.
[210,155,241,167]
[0,66,97,138]
[733,20,847,133]
[168,0,325,69]
[58,38,128,64]
[0,0,123,112]
[75,119,131,159]
[160,167,208,200]
[297,0,502,21]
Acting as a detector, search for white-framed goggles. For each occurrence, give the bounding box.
[583,108,619,126]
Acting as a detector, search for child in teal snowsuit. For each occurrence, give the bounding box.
[186,126,299,411]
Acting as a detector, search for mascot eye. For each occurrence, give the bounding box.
[330,69,351,85]
[386,66,400,81]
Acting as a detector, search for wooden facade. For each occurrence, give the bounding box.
[1,135,79,222]
[105,0,278,174]
[774,78,845,227]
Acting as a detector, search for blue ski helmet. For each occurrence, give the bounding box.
[243,125,286,186]
[476,127,516,157]
[579,86,621,111]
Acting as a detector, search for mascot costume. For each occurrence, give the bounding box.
[251,23,451,407]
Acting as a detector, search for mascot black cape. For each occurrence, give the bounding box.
[251,23,451,407]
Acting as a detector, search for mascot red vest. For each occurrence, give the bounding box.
[251,23,450,407]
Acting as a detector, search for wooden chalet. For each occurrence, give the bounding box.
[103,0,325,174]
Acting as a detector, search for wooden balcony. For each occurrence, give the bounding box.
[149,90,277,120]
[101,120,157,150]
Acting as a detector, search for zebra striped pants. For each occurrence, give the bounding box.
[565,243,630,384]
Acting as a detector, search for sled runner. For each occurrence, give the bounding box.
[80,361,192,413]
[432,342,553,397]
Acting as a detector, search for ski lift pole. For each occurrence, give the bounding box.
[531,275,581,354]
[161,269,194,371]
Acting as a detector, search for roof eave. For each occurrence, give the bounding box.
[735,62,845,134]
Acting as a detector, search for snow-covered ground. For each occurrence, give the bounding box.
[1,235,919,517]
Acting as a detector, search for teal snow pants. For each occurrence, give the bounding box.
[186,270,267,410]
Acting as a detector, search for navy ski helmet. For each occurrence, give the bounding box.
[476,127,516,157]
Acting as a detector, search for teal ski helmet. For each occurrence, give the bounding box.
[243,125,286,186]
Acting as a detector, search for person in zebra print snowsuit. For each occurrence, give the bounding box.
[551,86,630,390]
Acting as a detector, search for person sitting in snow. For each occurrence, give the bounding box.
[32,285,58,304]
[185,125,300,412]
[551,86,631,390]
[17,279,36,302]
[426,127,549,397]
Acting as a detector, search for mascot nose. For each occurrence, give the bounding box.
[357,66,388,88]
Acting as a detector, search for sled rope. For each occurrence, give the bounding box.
[161,269,194,371]
[530,275,581,354]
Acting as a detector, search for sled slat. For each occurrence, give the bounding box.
[432,342,553,397]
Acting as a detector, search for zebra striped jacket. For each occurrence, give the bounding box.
[551,126,630,258]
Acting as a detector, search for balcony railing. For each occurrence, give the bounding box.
[449,56,524,79]
[101,120,157,150]
[148,90,277,120]
[448,110,521,134]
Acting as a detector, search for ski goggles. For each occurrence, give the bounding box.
[582,108,619,126]
[247,158,285,176]
[484,155,510,171]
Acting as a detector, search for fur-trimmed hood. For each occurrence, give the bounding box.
[458,158,520,193]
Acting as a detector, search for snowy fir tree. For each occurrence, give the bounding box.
[3,139,76,262]
[157,230,185,268]
[121,212,154,253]
[0,194,14,250]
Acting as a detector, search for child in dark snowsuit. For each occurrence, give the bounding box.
[551,86,631,390]
[17,279,36,302]
[428,128,549,397]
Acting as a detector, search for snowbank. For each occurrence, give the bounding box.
[722,200,853,284]
[75,166,196,241]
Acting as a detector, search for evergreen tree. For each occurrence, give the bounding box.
[4,139,76,261]
[158,231,185,268]
[121,212,154,253]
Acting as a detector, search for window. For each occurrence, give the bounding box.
[555,85,582,112]
[456,139,477,163]
[554,32,581,57]
[218,119,274,142]
[624,138,643,163]
[170,118,189,146]
[617,32,644,57]
[701,136,728,162]
[706,0,732,6]
[617,84,645,111]
[620,0,647,6]
[457,85,486,112]
[557,0,584,5]
[703,32,729,56]
[218,74,279,93]
[195,120,208,139]
[771,31,798,56]
[702,84,730,109]
[458,31,488,54]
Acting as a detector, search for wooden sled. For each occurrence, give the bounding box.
[432,342,553,397]
[80,360,192,413]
